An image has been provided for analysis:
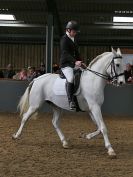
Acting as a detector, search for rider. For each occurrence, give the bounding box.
[60,21,82,110]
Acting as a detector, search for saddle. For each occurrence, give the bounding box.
[59,68,82,112]
[59,68,82,92]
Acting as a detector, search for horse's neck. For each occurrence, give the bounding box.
[90,53,112,75]
[82,53,113,91]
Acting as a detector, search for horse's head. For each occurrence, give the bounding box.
[106,48,125,86]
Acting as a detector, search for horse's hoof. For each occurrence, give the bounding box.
[79,132,87,139]
[86,134,92,140]
[12,134,18,140]
[63,141,70,149]
[108,150,117,159]
[63,144,70,149]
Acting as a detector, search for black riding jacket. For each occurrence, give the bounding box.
[60,34,80,68]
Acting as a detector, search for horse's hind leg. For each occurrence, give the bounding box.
[12,106,37,139]
[85,129,100,140]
[52,106,69,148]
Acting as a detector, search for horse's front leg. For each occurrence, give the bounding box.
[52,106,69,149]
[81,112,101,139]
[89,105,116,157]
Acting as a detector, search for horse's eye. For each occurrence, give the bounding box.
[116,64,120,67]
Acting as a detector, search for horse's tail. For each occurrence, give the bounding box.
[18,81,34,117]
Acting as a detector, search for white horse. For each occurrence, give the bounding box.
[13,48,125,157]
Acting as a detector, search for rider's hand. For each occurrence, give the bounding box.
[128,77,132,82]
[75,60,82,67]
[81,63,87,69]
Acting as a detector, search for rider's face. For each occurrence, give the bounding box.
[68,29,77,37]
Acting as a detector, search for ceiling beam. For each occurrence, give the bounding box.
[60,11,133,17]
[93,25,133,30]
[0,33,45,38]
[0,23,45,28]
[0,10,46,14]
[0,20,24,24]
[0,0,43,2]
[79,24,133,30]
[95,22,133,26]
[0,33,133,41]
[0,33,59,44]
[79,36,133,40]
[79,40,133,46]
[0,35,133,46]
[83,0,133,4]
[0,0,131,2]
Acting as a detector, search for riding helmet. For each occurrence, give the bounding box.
[66,21,80,32]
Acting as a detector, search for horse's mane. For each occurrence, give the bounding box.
[88,52,111,68]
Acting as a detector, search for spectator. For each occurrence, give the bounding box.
[124,63,133,83]
[4,64,15,79]
[0,70,4,78]
[27,66,37,82]
[38,62,46,75]
[13,72,20,80]
[13,68,27,80]
[53,63,60,74]
[19,68,27,80]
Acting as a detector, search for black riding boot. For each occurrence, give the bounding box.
[66,82,76,110]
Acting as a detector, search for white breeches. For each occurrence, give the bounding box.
[61,67,74,83]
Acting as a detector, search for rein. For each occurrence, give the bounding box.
[86,68,110,80]
[86,56,124,81]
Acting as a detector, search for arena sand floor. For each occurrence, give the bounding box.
[0,112,132,177]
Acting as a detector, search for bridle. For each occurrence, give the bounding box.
[86,56,124,82]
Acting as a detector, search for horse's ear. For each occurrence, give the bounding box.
[111,46,114,52]
[111,47,117,56]
[117,48,122,56]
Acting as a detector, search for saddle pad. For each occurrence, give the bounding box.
[53,77,67,95]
